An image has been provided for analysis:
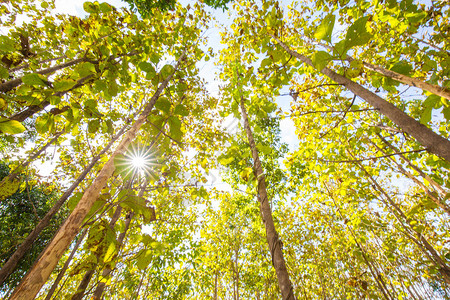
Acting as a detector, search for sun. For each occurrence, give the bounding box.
[130,154,147,170]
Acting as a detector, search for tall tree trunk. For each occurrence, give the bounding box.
[273,36,450,163]
[44,229,87,300]
[325,183,393,300]
[0,122,128,286]
[309,38,450,100]
[213,271,218,300]
[239,97,296,300]
[8,53,185,300]
[71,204,123,300]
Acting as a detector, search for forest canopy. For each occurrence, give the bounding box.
[0,0,449,299]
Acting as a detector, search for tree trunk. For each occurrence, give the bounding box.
[368,139,450,215]
[273,36,450,163]
[8,53,184,300]
[376,133,447,197]
[239,97,296,300]
[310,38,450,100]
[44,229,87,300]
[71,269,95,300]
[0,122,127,286]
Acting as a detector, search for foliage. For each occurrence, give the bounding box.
[0,163,67,293]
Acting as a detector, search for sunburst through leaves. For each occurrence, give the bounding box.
[114,143,162,181]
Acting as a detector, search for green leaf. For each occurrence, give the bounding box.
[67,192,83,211]
[0,177,20,201]
[0,118,25,134]
[83,1,98,13]
[405,11,427,25]
[0,36,15,53]
[136,249,153,270]
[168,116,182,141]
[219,156,234,165]
[22,73,45,87]
[159,64,175,81]
[174,104,188,116]
[155,98,171,114]
[390,61,412,75]
[420,105,433,124]
[0,66,9,79]
[311,51,332,70]
[75,62,96,77]
[99,2,112,13]
[139,62,155,73]
[344,16,373,50]
[53,79,76,92]
[88,119,100,133]
[314,14,335,43]
[260,57,272,69]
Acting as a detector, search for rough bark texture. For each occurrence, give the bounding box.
[239,98,296,300]
[274,37,450,163]
[312,38,450,100]
[9,54,184,300]
[44,230,87,300]
[0,123,127,286]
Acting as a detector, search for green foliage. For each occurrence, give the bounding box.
[0,163,68,292]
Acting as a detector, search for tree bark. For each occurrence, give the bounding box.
[8,52,184,300]
[0,122,127,286]
[273,36,450,163]
[310,38,450,100]
[70,269,95,300]
[239,97,296,300]
[44,229,87,300]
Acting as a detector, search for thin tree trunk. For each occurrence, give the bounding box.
[0,122,128,286]
[273,36,450,163]
[45,229,87,300]
[8,52,184,300]
[92,180,149,299]
[239,97,296,300]
[310,38,450,100]
[376,133,447,196]
[0,57,86,93]
[213,271,218,300]
[71,269,95,300]
[370,140,450,215]
[354,158,450,285]
[324,183,392,300]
